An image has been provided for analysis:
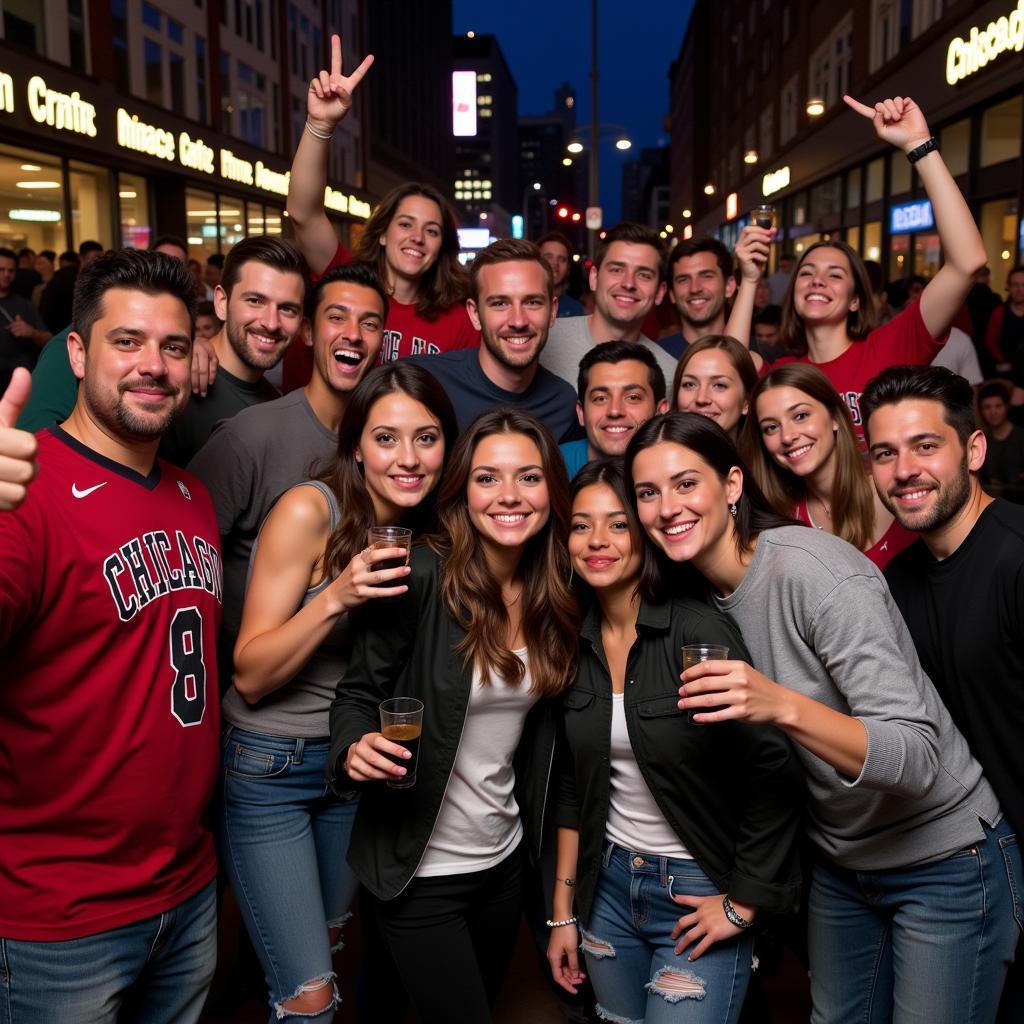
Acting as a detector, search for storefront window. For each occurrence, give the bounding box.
[3,0,46,54]
[264,205,284,236]
[980,198,1020,282]
[69,162,113,251]
[865,158,884,203]
[845,167,861,209]
[980,96,1023,168]
[845,225,861,253]
[0,144,65,252]
[941,119,970,177]
[810,178,841,221]
[889,151,911,196]
[890,233,910,281]
[219,199,246,251]
[913,232,940,279]
[863,221,882,262]
[793,233,820,256]
[118,174,151,249]
[186,188,219,256]
[246,201,263,236]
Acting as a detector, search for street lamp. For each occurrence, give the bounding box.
[522,181,546,236]
[806,97,826,117]
[567,141,584,154]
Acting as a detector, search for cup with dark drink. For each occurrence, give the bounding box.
[681,644,730,722]
[750,204,777,231]
[379,696,423,789]
[367,526,412,588]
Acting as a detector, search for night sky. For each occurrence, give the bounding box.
[452,0,695,225]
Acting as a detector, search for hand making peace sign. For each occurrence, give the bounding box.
[307,34,375,135]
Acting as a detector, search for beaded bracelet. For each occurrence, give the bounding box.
[722,895,753,929]
[546,916,578,928]
[305,119,333,141]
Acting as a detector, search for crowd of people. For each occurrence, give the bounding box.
[1,34,1023,1024]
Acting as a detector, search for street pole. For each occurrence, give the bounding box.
[588,0,599,260]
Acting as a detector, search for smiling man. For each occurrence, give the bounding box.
[189,262,387,690]
[407,239,577,440]
[659,237,737,359]
[560,341,668,478]
[159,236,309,466]
[863,363,1024,1021]
[0,250,223,1023]
[539,223,676,388]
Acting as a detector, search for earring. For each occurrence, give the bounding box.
[729,503,738,518]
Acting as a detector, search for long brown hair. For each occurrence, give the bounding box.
[353,182,468,320]
[314,363,459,578]
[670,335,758,414]
[780,239,877,354]
[740,363,875,550]
[429,409,578,697]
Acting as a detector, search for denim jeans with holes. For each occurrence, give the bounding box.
[807,817,1023,1024]
[218,728,359,1023]
[581,842,753,1024]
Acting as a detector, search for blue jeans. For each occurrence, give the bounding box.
[581,843,753,1024]
[808,817,1023,1024]
[218,728,359,1023]
[0,880,216,1024]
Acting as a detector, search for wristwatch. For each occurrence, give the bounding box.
[906,137,938,164]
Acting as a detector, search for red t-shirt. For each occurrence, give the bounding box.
[794,495,917,570]
[771,300,943,438]
[282,242,480,391]
[0,427,222,940]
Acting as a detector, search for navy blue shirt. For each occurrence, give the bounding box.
[658,331,689,360]
[407,348,578,442]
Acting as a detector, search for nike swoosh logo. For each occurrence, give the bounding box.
[71,482,107,499]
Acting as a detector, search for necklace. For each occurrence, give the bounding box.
[807,495,832,530]
[503,586,523,607]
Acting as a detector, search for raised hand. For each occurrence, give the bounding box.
[307,34,374,134]
[843,94,931,153]
[734,224,773,283]
[0,368,39,512]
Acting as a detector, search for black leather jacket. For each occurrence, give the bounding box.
[329,545,559,901]
[557,596,804,926]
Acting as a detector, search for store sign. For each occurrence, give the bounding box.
[452,71,477,137]
[762,166,790,197]
[890,199,935,233]
[946,1,1024,85]
[0,70,13,114]
[27,75,97,137]
[117,108,175,162]
[324,187,371,219]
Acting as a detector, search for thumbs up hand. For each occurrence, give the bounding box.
[0,368,39,512]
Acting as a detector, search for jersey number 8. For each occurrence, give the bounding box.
[169,606,207,727]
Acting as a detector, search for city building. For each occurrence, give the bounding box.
[0,0,372,262]
[621,146,670,229]
[669,0,1023,285]
[452,32,518,238]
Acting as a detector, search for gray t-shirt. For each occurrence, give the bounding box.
[222,481,351,738]
[538,314,677,392]
[187,388,338,689]
[713,525,1000,871]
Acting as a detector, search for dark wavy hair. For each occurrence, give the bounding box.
[314,363,458,579]
[353,182,468,320]
[624,413,800,594]
[428,408,579,698]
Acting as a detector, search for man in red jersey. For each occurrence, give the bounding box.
[0,249,222,1023]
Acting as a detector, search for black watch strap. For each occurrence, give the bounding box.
[906,137,938,164]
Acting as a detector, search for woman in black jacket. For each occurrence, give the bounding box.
[547,459,803,1024]
[329,409,579,1024]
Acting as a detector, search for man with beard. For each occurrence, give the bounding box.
[539,223,675,388]
[0,250,222,1022]
[407,238,577,439]
[863,364,1024,1022]
[658,236,736,359]
[159,237,308,466]
[189,262,388,689]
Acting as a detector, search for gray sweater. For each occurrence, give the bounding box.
[713,526,1000,871]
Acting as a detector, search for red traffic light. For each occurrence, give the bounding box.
[571,212,581,222]
[557,206,569,219]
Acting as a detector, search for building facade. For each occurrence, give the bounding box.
[669,0,1023,287]
[0,0,372,262]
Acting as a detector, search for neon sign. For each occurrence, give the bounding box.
[946,1,1024,85]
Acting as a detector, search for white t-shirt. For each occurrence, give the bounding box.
[605,694,692,859]
[417,650,538,877]
[931,326,982,386]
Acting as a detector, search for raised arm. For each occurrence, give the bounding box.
[287,34,374,276]
[843,94,986,339]
[724,224,772,352]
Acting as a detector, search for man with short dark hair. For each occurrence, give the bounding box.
[189,262,388,688]
[864,364,1024,1021]
[0,247,49,393]
[537,231,583,318]
[986,264,1024,385]
[78,240,104,268]
[0,250,221,1022]
[159,237,309,465]
[408,238,577,438]
[539,222,675,387]
[659,236,736,358]
[977,380,1024,501]
[12,248,40,300]
[753,305,784,362]
[560,340,668,477]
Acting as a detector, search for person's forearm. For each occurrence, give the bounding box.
[288,126,330,226]
[916,150,986,277]
[724,278,756,350]
[31,328,48,347]
[775,688,868,780]
[552,827,580,920]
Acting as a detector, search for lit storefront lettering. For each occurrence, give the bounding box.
[27,76,97,137]
[0,70,13,114]
[890,200,935,233]
[324,187,371,219]
[221,149,255,186]
[117,108,175,161]
[178,133,215,174]
[254,161,289,197]
[762,166,791,197]
[946,1,1024,85]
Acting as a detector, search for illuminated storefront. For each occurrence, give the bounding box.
[0,47,371,259]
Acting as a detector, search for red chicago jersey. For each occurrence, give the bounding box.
[0,426,223,941]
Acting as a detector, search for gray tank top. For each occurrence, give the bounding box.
[222,481,352,738]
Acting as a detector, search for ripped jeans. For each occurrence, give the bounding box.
[581,842,753,1024]
[218,729,359,1023]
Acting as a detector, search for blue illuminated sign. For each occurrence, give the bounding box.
[511,215,524,239]
[890,200,934,234]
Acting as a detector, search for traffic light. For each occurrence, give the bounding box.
[557,206,569,219]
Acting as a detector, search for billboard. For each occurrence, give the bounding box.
[452,71,477,137]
